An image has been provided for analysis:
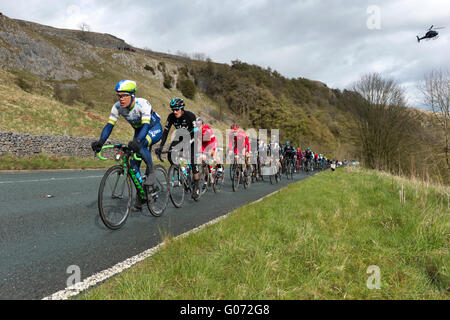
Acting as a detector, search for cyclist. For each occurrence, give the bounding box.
[305,147,313,171]
[296,147,302,171]
[155,97,200,199]
[91,80,163,211]
[196,117,223,175]
[256,136,267,168]
[249,136,265,179]
[283,141,297,172]
[228,123,250,176]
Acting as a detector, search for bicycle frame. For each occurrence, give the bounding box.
[98,144,146,200]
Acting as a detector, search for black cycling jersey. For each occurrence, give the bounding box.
[159,110,197,147]
[284,145,296,157]
[159,110,199,173]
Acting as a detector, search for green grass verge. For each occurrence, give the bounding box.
[77,167,449,300]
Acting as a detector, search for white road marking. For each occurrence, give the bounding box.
[0,176,103,184]
[42,189,283,300]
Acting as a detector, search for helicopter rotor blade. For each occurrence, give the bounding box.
[429,25,433,30]
[433,26,445,30]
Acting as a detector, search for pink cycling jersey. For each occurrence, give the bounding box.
[200,124,217,152]
[228,129,249,155]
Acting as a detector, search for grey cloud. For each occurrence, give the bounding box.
[1,0,449,107]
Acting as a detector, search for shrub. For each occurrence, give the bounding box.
[16,76,33,93]
[53,84,64,102]
[163,73,173,89]
[144,64,155,75]
[158,61,166,73]
[179,79,197,100]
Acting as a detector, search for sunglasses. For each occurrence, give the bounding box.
[172,107,183,111]
[116,93,131,99]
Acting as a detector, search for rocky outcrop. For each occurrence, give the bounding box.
[0,15,116,81]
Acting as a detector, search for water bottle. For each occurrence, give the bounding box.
[134,169,143,184]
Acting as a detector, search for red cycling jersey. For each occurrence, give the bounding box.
[228,129,250,155]
[199,124,217,152]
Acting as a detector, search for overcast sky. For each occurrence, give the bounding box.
[2,0,449,108]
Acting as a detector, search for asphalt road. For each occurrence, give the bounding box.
[0,167,317,299]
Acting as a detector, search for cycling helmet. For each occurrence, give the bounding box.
[115,80,136,93]
[115,80,136,108]
[307,147,311,151]
[196,117,203,126]
[286,141,290,146]
[231,123,239,130]
[170,97,185,109]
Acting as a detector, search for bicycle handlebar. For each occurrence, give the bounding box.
[97,144,142,161]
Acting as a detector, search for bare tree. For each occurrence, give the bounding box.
[78,22,91,42]
[350,73,419,172]
[419,69,450,170]
[78,22,91,32]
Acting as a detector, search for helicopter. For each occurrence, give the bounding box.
[417,25,445,42]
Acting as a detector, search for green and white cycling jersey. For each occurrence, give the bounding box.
[107,98,161,128]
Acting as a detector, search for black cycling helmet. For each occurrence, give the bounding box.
[170,97,185,109]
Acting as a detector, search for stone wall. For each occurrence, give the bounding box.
[0,131,119,158]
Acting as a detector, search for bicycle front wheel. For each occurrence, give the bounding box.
[199,164,209,196]
[213,170,224,193]
[232,167,240,192]
[146,165,169,217]
[168,165,185,208]
[98,165,132,230]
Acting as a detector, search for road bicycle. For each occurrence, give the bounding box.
[197,151,225,195]
[251,154,265,183]
[230,154,251,192]
[269,160,282,184]
[96,144,169,230]
[295,157,301,173]
[284,157,294,180]
[164,150,202,208]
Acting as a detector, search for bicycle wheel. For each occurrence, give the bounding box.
[146,165,169,217]
[258,164,264,181]
[276,167,282,182]
[229,163,235,181]
[244,166,251,189]
[98,165,132,230]
[213,169,224,193]
[232,166,240,192]
[286,162,291,180]
[168,165,185,208]
[199,164,209,196]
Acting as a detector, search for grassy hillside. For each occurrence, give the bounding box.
[0,64,231,143]
[77,167,449,300]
